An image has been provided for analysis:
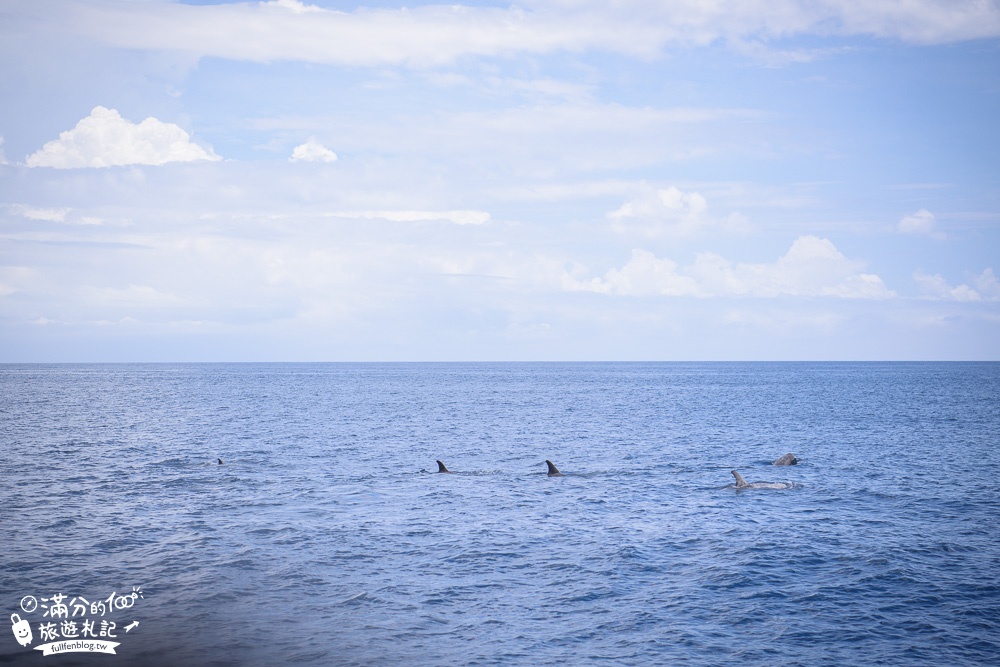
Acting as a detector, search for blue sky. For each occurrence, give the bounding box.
[1,0,998,361]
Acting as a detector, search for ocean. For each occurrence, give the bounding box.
[1,362,998,666]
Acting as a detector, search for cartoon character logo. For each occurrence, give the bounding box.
[10,614,32,647]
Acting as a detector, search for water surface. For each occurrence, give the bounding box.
[2,362,998,665]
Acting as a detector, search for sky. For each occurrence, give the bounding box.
[1,0,998,361]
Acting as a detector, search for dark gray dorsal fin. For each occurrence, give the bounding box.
[545,460,564,476]
[731,470,747,488]
[217,458,223,465]
[436,460,451,473]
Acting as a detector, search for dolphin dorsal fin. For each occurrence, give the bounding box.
[731,470,748,488]
[436,460,451,473]
[217,458,223,465]
[545,460,564,476]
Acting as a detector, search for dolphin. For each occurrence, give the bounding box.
[772,453,798,466]
[436,460,452,473]
[731,470,793,490]
[545,460,565,477]
[217,458,224,465]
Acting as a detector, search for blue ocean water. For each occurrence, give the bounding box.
[1,362,998,666]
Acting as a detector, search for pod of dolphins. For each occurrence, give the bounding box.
[436,459,564,476]
[218,452,799,489]
[433,452,800,488]
[731,452,798,489]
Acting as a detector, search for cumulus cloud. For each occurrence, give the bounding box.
[28,0,1000,68]
[609,185,706,234]
[608,185,751,238]
[567,236,894,299]
[973,268,1000,299]
[26,106,220,168]
[609,184,754,238]
[290,137,338,163]
[329,210,491,225]
[570,249,701,296]
[914,268,1000,301]
[898,208,944,238]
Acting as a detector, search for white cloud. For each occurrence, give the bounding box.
[568,236,894,299]
[608,184,752,238]
[266,0,323,15]
[26,106,220,169]
[77,217,108,226]
[0,136,7,165]
[913,271,980,301]
[914,268,1000,302]
[972,268,1000,300]
[609,185,711,237]
[80,284,188,309]
[568,249,701,296]
[898,208,944,238]
[329,210,491,225]
[7,204,71,222]
[289,137,338,163]
[32,0,1000,68]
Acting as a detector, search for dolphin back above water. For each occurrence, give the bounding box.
[545,460,565,477]
[731,470,793,490]
[772,453,798,466]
